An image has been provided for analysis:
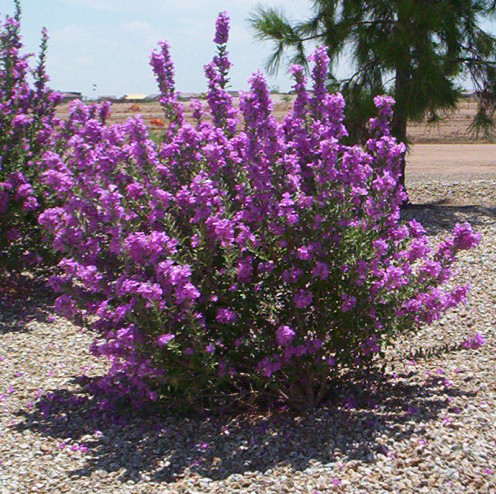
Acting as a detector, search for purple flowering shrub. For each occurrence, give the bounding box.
[0,1,61,271]
[40,13,480,411]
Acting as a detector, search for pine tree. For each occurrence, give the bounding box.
[250,0,496,192]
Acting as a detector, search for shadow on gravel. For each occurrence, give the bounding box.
[0,276,55,335]
[401,202,496,235]
[14,369,476,484]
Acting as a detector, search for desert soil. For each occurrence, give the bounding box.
[1,177,495,493]
[56,98,496,178]
[55,96,487,142]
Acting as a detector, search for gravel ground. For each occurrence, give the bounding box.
[1,177,495,494]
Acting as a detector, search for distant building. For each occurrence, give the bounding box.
[58,91,82,103]
[146,92,205,102]
[176,92,203,101]
[122,94,149,102]
[96,95,119,102]
[146,93,161,101]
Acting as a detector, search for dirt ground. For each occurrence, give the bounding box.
[405,100,496,178]
[55,96,487,142]
[55,98,496,177]
[408,144,496,176]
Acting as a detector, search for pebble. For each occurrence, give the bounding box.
[1,178,495,493]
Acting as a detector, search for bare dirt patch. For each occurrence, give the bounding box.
[408,144,496,177]
[56,97,489,145]
[55,99,496,184]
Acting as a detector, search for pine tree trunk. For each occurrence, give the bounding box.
[391,5,411,204]
[391,108,408,198]
[391,68,410,204]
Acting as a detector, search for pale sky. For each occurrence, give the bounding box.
[3,0,314,97]
[2,0,495,98]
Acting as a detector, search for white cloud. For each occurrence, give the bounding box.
[32,0,315,96]
[51,24,93,43]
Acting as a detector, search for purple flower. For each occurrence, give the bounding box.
[340,294,357,312]
[453,222,481,250]
[461,332,485,350]
[6,228,21,241]
[22,196,39,211]
[126,182,144,199]
[175,282,200,303]
[257,357,281,378]
[150,41,184,126]
[276,325,296,346]
[361,334,379,355]
[408,219,426,238]
[16,183,33,199]
[157,334,175,347]
[373,238,388,256]
[137,283,163,301]
[41,170,73,194]
[54,295,77,319]
[296,246,311,260]
[294,289,313,309]
[216,308,237,324]
[237,256,253,283]
[407,238,431,261]
[214,11,230,45]
[312,261,329,280]
[419,260,442,280]
[12,114,33,128]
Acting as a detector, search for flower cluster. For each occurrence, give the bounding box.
[461,332,485,350]
[40,13,480,410]
[0,2,61,271]
[203,10,237,134]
